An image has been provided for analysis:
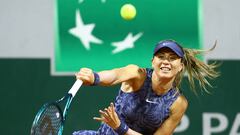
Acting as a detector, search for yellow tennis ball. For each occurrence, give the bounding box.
[120,4,136,20]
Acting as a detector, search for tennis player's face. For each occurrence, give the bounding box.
[152,48,183,80]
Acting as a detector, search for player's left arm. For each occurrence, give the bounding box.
[153,95,188,135]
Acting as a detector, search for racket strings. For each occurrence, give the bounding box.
[32,105,63,135]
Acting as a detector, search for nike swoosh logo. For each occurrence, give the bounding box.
[145,98,158,104]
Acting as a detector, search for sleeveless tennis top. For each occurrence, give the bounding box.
[73,68,180,135]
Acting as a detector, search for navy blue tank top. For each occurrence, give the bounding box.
[73,68,180,135]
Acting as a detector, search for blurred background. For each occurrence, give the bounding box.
[0,0,240,135]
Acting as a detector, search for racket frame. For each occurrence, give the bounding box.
[31,80,82,135]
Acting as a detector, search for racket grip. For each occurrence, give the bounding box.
[68,79,83,98]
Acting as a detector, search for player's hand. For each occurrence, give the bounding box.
[93,103,121,130]
[75,68,94,85]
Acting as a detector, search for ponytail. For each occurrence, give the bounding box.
[174,41,220,95]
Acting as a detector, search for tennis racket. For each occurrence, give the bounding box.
[30,79,83,135]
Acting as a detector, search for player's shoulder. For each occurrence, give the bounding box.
[177,95,188,106]
[171,94,188,114]
[172,94,188,113]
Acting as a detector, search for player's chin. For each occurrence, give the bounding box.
[159,72,174,79]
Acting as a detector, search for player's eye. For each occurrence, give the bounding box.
[157,54,179,61]
[158,55,165,60]
[169,55,179,61]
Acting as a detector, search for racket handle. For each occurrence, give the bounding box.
[68,79,83,98]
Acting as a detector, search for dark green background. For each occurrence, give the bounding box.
[0,59,239,135]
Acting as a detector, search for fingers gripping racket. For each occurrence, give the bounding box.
[31,79,83,135]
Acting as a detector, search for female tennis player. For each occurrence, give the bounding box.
[73,39,219,135]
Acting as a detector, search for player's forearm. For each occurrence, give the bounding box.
[98,70,120,86]
[98,64,140,86]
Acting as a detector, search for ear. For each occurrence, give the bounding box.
[179,62,184,72]
[151,57,154,68]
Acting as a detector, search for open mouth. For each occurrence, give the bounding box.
[160,67,171,71]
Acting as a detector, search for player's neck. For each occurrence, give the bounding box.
[152,72,175,95]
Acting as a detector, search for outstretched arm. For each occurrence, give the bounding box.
[76,64,142,86]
